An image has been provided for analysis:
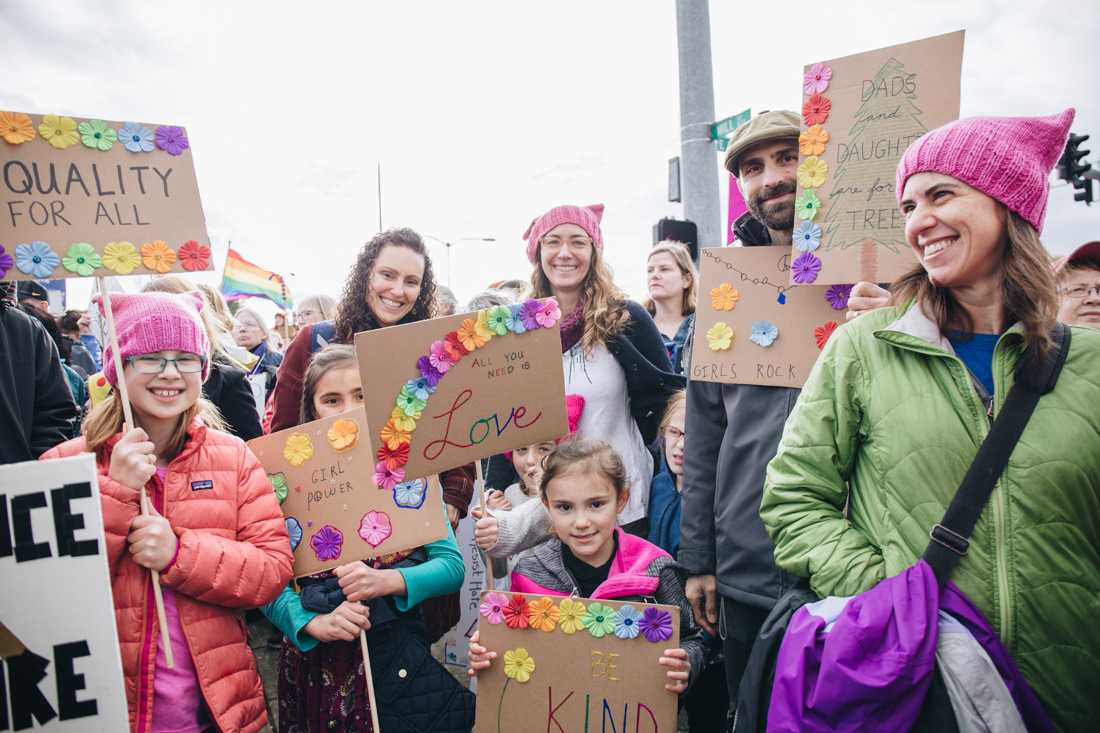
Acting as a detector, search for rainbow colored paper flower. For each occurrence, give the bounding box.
[15,241,60,278]
[178,240,211,271]
[557,598,586,634]
[0,111,36,144]
[428,339,457,373]
[396,387,428,416]
[794,221,822,252]
[62,242,102,276]
[141,240,177,273]
[535,299,562,328]
[78,119,116,151]
[392,478,428,509]
[388,407,417,432]
[519,300,543,330]
[443,331,469,358]
[374,461,405,490]
[0,246,12,279]
[358,510,392,547]
[791,251,822,284]
[417,355,443,386]
[283,433,314,466]
[155,125,189,156]
[102,241,142,275]
[797,156,828,189]
[480,592,509,625]
[795,190,822,221]
[502,648,535,683]
[486,305,512,336]
[327,418,359,450]
[506,303,528,334]
[825,284,853,311]
[38,114,79,149]
[503,595,531,629]
[268,472,289,503]
[710,283,740,311]
[456,317,488,351]
[750,320,780,348]
[310,525,343,561]
[377,442,409,470]
[403,377,436,401]
[706,322,734,352]
[815,320,839,350]
[474,309,495,342]
[639,607,673,643]
[285,517,302,552]
[118,122,155,153]
[799,124,830,157]
[613,604,642,639]
[802,94,832,126]
[526,597,560,632]
[581,602,617,638]
[803,63,833,95]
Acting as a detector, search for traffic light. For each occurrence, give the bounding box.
[1058,133,1093,205]
[653,218,698,261]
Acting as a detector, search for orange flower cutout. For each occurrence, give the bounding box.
[0,112,36,144]
[526,597,561,632]
[141,240,177,273]
[380,420,411,451]
[457,317,487,351]
[814,320,838,350]
[710,283,741,311]
[327,418,359,451]
[799,125,830,157]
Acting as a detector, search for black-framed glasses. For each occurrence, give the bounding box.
[1060,284,1100,299]
[127,353,206,374]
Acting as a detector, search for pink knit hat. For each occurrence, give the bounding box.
[94,291,210,387]
[895,108,1075,233]
[523,204,605,263]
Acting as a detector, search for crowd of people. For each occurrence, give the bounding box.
[1,104,1098,733]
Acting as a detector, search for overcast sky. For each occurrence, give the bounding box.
[3,0,1097,320]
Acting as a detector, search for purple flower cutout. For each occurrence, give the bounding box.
[791,251,822,284]
[639,607,673,643]
[155,125,189,156]
[310,524,343,562]
[825,283,853,311]
[0,245,13,279]
[519,299,543,331]
[416,355,443,387]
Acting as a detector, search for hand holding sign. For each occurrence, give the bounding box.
[127,501,177,572]
[108,425,156,490]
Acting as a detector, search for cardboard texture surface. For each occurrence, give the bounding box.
[690,246,843,388]
[474,592,680,732]
[248,408,447,578]
[793,31,964,285]
[0,455,129,730]
[1,111,211,280]
[356,302,568,481]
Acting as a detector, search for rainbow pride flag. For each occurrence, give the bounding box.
[221,248,292,309]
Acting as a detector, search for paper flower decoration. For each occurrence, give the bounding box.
[416,355,443,387]
[803,63,833,95]
[750,320,780,348]
[78,119,116,151]
[403,377,436,401]
[388,407,417,432]
[358,510,392,547]
[486,305,512,336]
[480,592,509,625]
[710,283,741,311]
[797,156,828,189]
[706,322,734,352]
[62,243,102,276]
[285,517,302,552]
[613,604,642,640]
[15,241,60,278]
[141,241,177,273]
[428,339,457,373]
[310,525,343,561]
[791,251,822,284]
[397,385,428,414]
[799,124,830,157]
[155,125,189,156]
[802,94,832,127]
[581,602,617,638]
[0,247,12,279]
[506,303,527,334]
[443,331,470,360]
[640,607,674,643]
[0,112,36,144]
[557,598,586,634]
[526,597,561,632]
[474,309,495,342]
[268,472,289,503]
[794,221,822,252]
[519,300,543,331]
[283,433,314,466]
[503,648,535,684]
[118,122,155,153]
[503,595,531,630]
[377,443,409,472]
[825,283,853,311]
[815,320,839,350]
[38,114,79,149]
[380,419,411,450]
[795,189,822,221]
[327,418,359,451]
[393,478,428,509]
[101,241,141,275]
[178,240,210,271]
[456,317,487,351]
[535,299,562,328]
[374,461,405,491]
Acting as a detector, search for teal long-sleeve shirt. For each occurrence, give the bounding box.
[261,518,463,653]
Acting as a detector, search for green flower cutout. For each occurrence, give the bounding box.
[396,388,427,417]
[268,472,289,503]
[62,242,102,276]
[795,189,822,221]
[78,119,117,151]
[581,602,617,638]
[486,305,511,336]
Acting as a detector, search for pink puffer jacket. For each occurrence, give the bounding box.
[42,420,293,733]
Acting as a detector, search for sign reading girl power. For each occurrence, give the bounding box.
[0,110,211,280]
[356,299,568,482]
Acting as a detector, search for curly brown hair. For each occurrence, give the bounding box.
[333,228,437,343]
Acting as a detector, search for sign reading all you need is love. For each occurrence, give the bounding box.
[356,298,568,483]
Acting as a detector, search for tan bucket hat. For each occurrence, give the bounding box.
[723,110,801,177]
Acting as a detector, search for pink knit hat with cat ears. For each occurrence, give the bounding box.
[524,204,605,263]
[895,108,1075,234]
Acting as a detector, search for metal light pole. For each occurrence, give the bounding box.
[675,0,722,247]
[423,235,497,286]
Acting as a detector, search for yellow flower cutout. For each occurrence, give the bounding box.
[0,111,36,144]
[39,114,79,149]
[707,322,734,351]
[798,125,830,157]
[389,407,417,432]
[502,648,535,684]
[141,240,177,273]
[283,433,314,467]
[797,156,828,189]
[474,309,494,341]
[557,598,586,634]
[526,597,561,632]
[457,317,488,351]
[710,283,741,311]
[327,418,359,451]
[380,420,411,451]
[102,241,141,275]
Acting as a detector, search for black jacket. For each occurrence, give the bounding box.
[0,300,77,464]
[203,360,263,441]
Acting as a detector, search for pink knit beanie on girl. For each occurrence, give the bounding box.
[523,204,605,263]
[94,291,210,386]
[895,108,1075,234]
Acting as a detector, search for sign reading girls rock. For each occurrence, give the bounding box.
[790,31,964,285]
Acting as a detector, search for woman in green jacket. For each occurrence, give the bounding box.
[762,108,1100,732]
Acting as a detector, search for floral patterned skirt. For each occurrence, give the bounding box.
[277,636,373,733]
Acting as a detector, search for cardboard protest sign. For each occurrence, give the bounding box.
[247,408,448,579]
[690,246,845,388]
[0,455,128,731]
[474,592,680,732]
[0,111,211,280]
[356,298,568,483]
[791,31,964,285]
[442,496,493,672]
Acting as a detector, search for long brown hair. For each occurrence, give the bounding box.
[83,391,225,459]
[538,438,629,501]
[890,208,1058,362]
[299,345,358,423]
[644,241,698,317]
[530,241,629,352]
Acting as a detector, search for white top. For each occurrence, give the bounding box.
[562,343,653,524]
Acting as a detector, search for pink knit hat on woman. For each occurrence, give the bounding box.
[523,204,605,263]
[94,291,210,386]
[895,108,1075,234]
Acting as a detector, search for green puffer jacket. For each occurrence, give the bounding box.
[762,303,1100,732]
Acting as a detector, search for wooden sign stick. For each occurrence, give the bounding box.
[360,630,383,733]
[99,277,174,668]
[474,462,495,591]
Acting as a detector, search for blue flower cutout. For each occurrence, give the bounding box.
[403,377,436,402]
[794,221,822,252]
[613,604,643,639]
[393,478,428,509]
[15,241,61,278]
[118,122,155,153]
[506,303,528,334]
[750,320,779,348]
[285,517,303,552]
